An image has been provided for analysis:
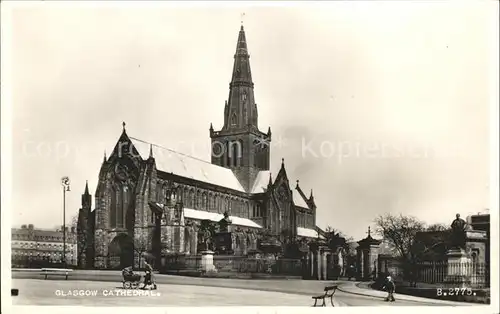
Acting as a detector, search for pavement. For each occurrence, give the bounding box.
[10,269,482,307]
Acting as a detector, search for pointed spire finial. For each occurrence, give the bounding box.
[84,180,89,194]
[240,12,245,27]
[122,121,126,131]
[310,189,314,199]
[149,144,153,158]
[210,123,214,131]
[296,180,299,188]
[268,172,273,186]
[281,158,285,168]
[103,150,107,162]
[367,226,371,238]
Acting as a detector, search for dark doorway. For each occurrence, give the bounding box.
[108,233,134,269]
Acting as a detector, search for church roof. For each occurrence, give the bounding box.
[297,227,324,239]
[251,170,271,193]
[293,189,309,208]
[250,170,311,208]
[130,137,245,192]
[183,208,262,229]
[151,202,262,228]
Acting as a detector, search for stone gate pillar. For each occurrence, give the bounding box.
[356,227,381,281]
[322,249,328,280]
[310,251,314,278]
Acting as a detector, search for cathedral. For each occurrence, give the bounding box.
[77,25,322,269]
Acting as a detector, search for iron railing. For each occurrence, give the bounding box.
[380,260,490,288]
[162,254,303,276]
[414,261,489,288]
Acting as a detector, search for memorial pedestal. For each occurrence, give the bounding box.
[444,248,471,288]
[199,250,217,273]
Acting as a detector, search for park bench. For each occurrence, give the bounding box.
[312,285,338,307]
[40,268,73,280]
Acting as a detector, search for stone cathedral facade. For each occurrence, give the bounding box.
[78,26,322,269]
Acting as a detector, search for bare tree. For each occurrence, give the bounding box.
[134,234,152,268]
[411,224,452,261]
[324,226,354,252]
[425,223,449,232]
[373,213,426,262]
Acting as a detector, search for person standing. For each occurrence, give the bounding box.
[382,275,396,302]
[142,260,157,290]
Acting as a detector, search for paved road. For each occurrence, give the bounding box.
[11,278,445,306]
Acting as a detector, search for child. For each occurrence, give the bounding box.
[122,266,134,277]
[382,275,396,302]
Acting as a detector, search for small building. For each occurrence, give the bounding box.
[11,224,77,268]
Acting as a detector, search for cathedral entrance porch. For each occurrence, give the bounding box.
[108,233,134,270]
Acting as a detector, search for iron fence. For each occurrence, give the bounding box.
[213,256,302,275]
[381,261,490,288]
[162,254,303,276]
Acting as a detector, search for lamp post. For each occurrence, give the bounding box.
[61,176,71,267]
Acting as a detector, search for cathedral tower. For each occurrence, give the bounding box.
[77,181,92,268]
[210,25,271,192]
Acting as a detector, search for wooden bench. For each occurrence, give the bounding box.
[312,285,338,307]
[40,268,73,280]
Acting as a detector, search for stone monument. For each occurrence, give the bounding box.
[356,227,381,281]
[445,213,472,287]
[214,212,233,255]
[450,213,468,250]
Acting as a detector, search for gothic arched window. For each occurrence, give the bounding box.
[215,195,220,213]
[121,185,129,228]
[225,141,230,167]
[231,142,239,167]
[156,183,163,203]
[202,192,208,211]
[110,184,130,229]
[189,189,195,208]
[110,186,117,228]
[116,186,123,227]
[196,190,202,209]
[231,112,237,126]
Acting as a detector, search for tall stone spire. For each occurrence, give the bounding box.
[223,25,258,130]
[209,25,271,192]
[231,25,253,85]
[81,180,91,209]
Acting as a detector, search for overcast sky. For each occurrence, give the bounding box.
[7,2,497,240]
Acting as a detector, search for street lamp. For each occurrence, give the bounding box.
[61,176,71,267]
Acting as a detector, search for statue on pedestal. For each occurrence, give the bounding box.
[218,211,232,232]
[450,213,468,250]
[213,212,233,254]
[197,220,216,252]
